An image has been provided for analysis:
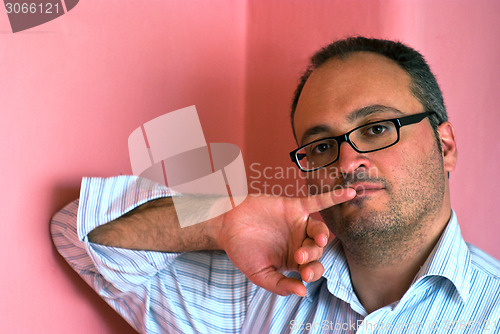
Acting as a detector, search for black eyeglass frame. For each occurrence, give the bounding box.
[289,111,437,172]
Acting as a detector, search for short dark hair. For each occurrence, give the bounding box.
[290,37,447,142]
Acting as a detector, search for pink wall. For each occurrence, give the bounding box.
[0,1,246,333]
[1,0,498,333]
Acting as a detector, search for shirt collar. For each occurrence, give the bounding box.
[413,210,471,302]
[304,237,355,304]
[305,210,471,304]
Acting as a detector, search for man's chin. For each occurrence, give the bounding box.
[321,195,385,225]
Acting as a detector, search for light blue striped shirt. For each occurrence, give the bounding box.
[51,176,500,333]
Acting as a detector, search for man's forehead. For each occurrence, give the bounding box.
[293,52,418,142]
[304,52,408,95]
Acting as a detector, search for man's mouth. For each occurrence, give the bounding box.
[347,183,385,197]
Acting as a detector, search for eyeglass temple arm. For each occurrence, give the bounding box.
[398,111,435,126]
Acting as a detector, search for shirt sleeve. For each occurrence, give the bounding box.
[51,175,258,334]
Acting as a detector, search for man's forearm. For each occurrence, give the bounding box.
[87,197,223,252]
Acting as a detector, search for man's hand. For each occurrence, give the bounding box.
[218,188,356,297]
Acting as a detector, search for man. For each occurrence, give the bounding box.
[52,37,499,333]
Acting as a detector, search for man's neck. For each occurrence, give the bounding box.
[344,209,452,314]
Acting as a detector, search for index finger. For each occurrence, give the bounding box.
[299,187,356,214]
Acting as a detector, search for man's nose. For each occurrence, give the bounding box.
[335,141,372,175]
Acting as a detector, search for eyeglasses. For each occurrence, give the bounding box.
[290,111,436,172]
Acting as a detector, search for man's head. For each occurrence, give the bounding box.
[290,37,457,264]
[291,37,447,146]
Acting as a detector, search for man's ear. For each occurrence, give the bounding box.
[437,122,457,172]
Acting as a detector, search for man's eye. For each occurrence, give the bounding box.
[312,143,332,154]
[370,125,385,135]
[366,124,388,135]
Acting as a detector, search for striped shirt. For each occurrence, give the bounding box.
[51,176,500,333]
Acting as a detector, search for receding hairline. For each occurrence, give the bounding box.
[292,50,417,141]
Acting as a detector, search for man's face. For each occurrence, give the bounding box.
[293,52,448,259]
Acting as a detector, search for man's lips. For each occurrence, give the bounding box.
[346,183,385,196]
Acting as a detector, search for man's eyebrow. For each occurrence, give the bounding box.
[346,105,404,122]
[300,125,331,146]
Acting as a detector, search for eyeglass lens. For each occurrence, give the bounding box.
[296,120,398,170]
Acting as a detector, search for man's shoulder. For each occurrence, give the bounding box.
[466,242,500,279]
